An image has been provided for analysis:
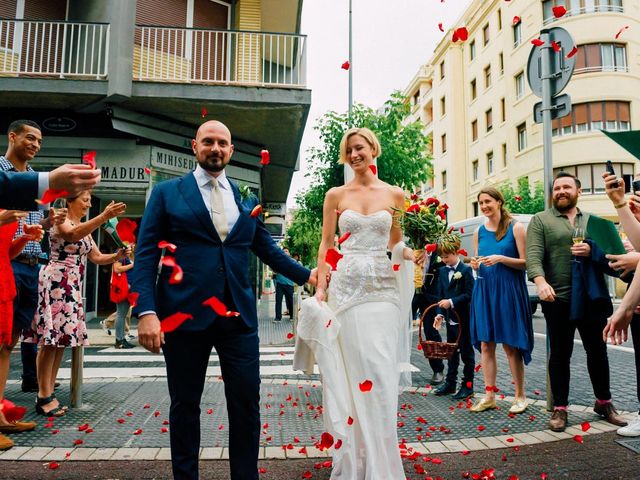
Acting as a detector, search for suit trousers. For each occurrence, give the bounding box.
[445,320,475,385]
[12,261,39,383]
[274,282,293,320]
[162,291,260,480]
[541,299,611,407]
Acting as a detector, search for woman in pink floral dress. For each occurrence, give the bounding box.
[29,191,127,416]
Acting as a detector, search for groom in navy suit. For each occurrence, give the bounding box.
[131,120,316,480]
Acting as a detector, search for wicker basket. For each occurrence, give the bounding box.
[418,303,461,360]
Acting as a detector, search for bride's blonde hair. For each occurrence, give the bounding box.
[338,127,381,164]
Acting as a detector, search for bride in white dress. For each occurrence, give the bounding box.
[296,127,415,479]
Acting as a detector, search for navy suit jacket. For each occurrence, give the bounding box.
[435,262,475,323]
[131,171,310,331]
[0,170,39,210]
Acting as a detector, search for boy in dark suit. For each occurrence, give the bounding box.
[432,240,476,399]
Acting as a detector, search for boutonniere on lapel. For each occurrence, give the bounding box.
[239,184,256,202]
[453,272,462,280]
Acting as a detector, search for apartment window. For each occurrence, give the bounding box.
[440,96,446,117]
[442,170,448,190]
[552,101,631,137]
[515,71,525,99]
[484,65,492,89]
[483,24,490,46]
[499,52,504,75]
[517,123,527,151]
[471,119,478,141]
[470,78,477,100]
[500,98,506,123]
[441,133,447,154]
[440,60,445,79]
[487,151,494,174]
[472,201,479,216]
[502,143,507,166]
[497,8,502,30]
[486,109,493,132]
[412,91,420,105]
[513,19,522,47]
[575,43,627,73]
[472,160,479,181]
[470,40,476,61]
[543,0,623,23]
[555,162,633,195]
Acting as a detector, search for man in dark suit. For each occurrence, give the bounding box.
[432,242,475,399]
[131,120,316,480]
[419,256,446,384]
[0,164,100,210]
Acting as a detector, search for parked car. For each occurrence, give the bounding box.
[450,214,539,314]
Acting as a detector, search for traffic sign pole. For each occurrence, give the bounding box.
[540,29,554,209]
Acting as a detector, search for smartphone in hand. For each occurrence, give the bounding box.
[606,160,619,188]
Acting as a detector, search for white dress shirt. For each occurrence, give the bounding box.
[193,164,240,233]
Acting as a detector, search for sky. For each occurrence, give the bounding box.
[287,0,472,206]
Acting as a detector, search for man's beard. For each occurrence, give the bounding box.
[199,155,226,173]
[553,194,578,212]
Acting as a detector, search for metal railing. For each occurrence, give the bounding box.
[543,4,624,25]
[0,19,109,78]
[574,65,628,74]
[134,25,307,87]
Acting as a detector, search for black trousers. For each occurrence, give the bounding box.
[631,314,640,412]
[541,300,611,407]
[445,320,475,385]
[11,261,39,383]
[274,282,293,320]
[162,309,260,479]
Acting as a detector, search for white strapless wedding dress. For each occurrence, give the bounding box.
[295,209,413,480]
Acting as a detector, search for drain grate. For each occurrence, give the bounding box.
[616,438,640,454]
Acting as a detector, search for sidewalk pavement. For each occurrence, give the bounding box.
[1,294,637,479]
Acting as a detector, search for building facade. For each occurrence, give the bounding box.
[0,0,309,315]
[404,0,639,222]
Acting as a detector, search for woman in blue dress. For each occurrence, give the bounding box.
[469,187,533,414]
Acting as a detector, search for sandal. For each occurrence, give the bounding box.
[50,393,69,411]
[35,396,66,417]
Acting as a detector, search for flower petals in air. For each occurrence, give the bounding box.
[82,151,97,169]
[581,421,591,432]
[36,189,69,205]
[250,205,263,218]
[392,264,400,271]
[286,332,294,339]
[425,243,437,254]
[158,240,177,252]
[347,416,354,425]
[341,61,350,70]
[338,232,351,244]
[160,312,194,333]
[127,292,139,307]
[573,434,584,444]
[358,379,373,392]
[455,27,469,41]
[552,5,567,17]
[260,149,270,165]
[368,165,377,175]
[202,296,240,317]
[116,218,137,244]
[551,41,561,53]
[615,25,629,39]
[144,166,151,174]
[475,363,482,372]
[325,248,344,271]
[320,431,334,449]
[458,248,468,256]
[0,399,26,422]
[201,107,207,118]
[169,264,184,284]
[438,22,444,32]
[531,38,545,47]
[512,15,521,25]
[567,46,578,58]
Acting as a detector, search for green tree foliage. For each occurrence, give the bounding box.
[499,177,545,215]
[283,92,432,266]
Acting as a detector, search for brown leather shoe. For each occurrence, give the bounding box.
[0,421,37,433]
[594,401,628,427]
[0,433,13,450]
[548,409,568,432]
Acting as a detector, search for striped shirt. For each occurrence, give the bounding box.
[0,156,44,258]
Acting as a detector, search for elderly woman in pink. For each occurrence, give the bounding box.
[28,191,127,416]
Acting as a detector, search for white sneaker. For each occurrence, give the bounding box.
[617,414,640,437]
[100,320,111,336]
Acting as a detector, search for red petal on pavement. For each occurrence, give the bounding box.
[581,421,591,432]
[201,106,207,118]
[258,467,267,474]
[133,429,143,435]
[286,332,294,339]
[320,431,334,449]
[358,379,373,392]
[52,429,59,434]
[462,450,471,455]
[48,462,60,470]
[73,439,83,445]
[260,149,270,165]
[533,389,541,395]
[567,46,578,58]
[161,427,168,433]
[455,27,469,41]
[475,364,482,372]
[531,38,545,46]
[341,61,350,70]
[417,343,422,350]
[302,472,313,479]
[207,408,213,414]
[325,248,344,271]
[36,189,69,205]
[117,418,125,424]
[392,264,400,271]
[508,475,519,480]
[347,416,354,425]
[552,5,567,17]
[551,41,561,53]
[250,205,263,218]
[82,151,97,169]
[158,240,177,252]
[202,296,241,317]
[477,425,486,431]
[540,474,548,479]
[431,457,442,464]
[154,411,161,417]
[512,15,521,25]
[337,231,351,244]
[368,164,377,175]
[615,25,629,39]
[160,312,194,332]
[162,420,169,425]
[574,434,584,443]
[506,437,514,443]
[78,423,89,431]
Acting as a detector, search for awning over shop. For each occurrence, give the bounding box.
[601,129,640,161]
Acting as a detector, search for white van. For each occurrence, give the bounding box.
[449,214,539,314]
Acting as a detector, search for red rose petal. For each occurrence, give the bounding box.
[325,248,344,271]
[320,431,334,450]
[117,418,125,424]
[133,429,142,435]
[286,332,294,340]
[258,467,267,474]
[337,231,351,244]
[158,240,177,253]
[567,46,578,58]
[368,164,377,175]
[302,472,313,479]
[512,15,521,25]
[458,248,468,257]
[144,166,151,174]
[159,312,194,333]
[552,5,567,17]
[438,22,444,32]
[615,25,629,39]
[455,27,469,41]
[551,40,561,53]
[392,264,400,271]
[334,439,342,450]
[477,425,486,431]
[201,106,207,118]
[341,61,350,70]
[347,416,354,425]
[260,149,270,166]
[48,462,60,470]
[36,189,69,205]
[475,364,482,372]
[161,427,168,433]
[169,264,183,284]
[325,319,332,328]
[574,434,584,444]
[425,243,437,254]
[581,421,591,432]
[82,151,97,169]
[250,205,263,217]
[127,292,139,308]
[202,296,240,317]
[73,439,83,445]
[533,389,541,395]
[452,30,459,42]
[531,38,545,46]
[359,379,373,392]
[462,450,470,455]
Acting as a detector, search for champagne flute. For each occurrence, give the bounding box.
[571,226,584,262]
[473,255,484,279]
[52,197,67,214]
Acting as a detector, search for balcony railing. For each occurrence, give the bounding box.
[0,19,109,78]
[543,4,624,25]
[134,26,307,88]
